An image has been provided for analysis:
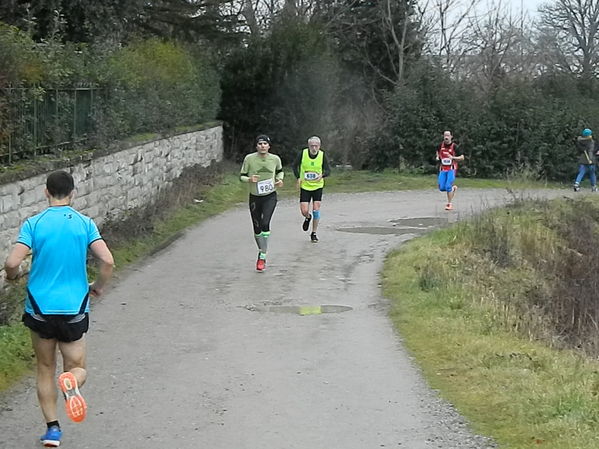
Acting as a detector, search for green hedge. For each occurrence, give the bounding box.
[0,24,221,161]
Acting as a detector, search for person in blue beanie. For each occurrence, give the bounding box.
[573,128,597,192]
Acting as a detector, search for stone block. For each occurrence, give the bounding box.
[0,195,15,214]
[20,188,44,207]
[82,205,101,222]
[19,175,44,194]
[72,197,88,210]
[2,211,21,230]
[19,206,40,222]
[75,179,93,197]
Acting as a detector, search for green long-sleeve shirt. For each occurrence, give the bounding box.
[240,152,284,196]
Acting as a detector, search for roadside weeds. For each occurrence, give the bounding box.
[384,202,599,449]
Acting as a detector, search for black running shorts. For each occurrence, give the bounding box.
[22,313,89,342]
[300,188,323,203]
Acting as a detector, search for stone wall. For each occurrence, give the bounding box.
[0,125,223,265]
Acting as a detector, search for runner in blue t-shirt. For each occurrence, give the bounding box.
[4,170,114,447]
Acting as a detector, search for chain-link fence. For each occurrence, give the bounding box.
[0,87,98,165]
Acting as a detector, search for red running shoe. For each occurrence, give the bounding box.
[256,258,266,272]
[58,372,87,423]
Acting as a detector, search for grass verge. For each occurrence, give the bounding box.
[383,206,599,449]
[281,169,559,195]
[0,167,563,393]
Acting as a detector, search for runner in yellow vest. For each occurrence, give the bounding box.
[291,136,331,243]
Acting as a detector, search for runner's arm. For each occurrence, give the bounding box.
[89,239,114,296]
[452,145,465,161]
[275,156,284,182]
[322,152,331,178]
[291,151,302,178]
[240,156,250,182]
[4,243,30,280]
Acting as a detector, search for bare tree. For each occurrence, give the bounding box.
[370,0,425,87]
[427,0,481,72]
[457,1,523,91]
[240,0,260,34]
[537,0,599,78]
[381,0,410,85]
[232,0,318,35]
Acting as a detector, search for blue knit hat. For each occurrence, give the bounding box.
[582,128,592,137]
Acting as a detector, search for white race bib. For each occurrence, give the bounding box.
[304,171,319,181]
[257,178,275,194]
[441,157,453,166]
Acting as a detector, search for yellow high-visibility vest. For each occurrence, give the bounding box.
[300,149,324,191]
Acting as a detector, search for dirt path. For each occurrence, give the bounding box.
[0,188,567,449]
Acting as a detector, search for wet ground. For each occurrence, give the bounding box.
[0,188,569,449]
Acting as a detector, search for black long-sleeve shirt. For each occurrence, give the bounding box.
[291,149,331,179]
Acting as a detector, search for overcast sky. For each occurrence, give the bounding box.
[448,0,548,21]
[508,0,545,16]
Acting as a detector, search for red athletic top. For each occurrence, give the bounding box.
[437,142,458,172]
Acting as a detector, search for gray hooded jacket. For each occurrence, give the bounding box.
[577,136,596,165]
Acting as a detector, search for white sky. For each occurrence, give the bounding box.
[445,0,548,23]
[507,0,546,16]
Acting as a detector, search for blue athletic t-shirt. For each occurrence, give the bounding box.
[17,206,102,315]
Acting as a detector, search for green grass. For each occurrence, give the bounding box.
[384,226,599,449]
[121,122,223,147]
[323,170,549,193]
[0,324,31,391]
[274,168,559,198]
[0,167,565,393]
[0,281,35,391]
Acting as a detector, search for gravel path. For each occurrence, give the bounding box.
[0,188,568,449]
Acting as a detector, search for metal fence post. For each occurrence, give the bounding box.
[73,89,77,142]
[55,88,59,150]
[33,94,38,157]
[3,86,100,164]
[8,130,12,165]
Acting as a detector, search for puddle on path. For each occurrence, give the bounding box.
[390,217,450,227]
[246,304,353,315]
[337,226,411,235]
[338,217,451,235]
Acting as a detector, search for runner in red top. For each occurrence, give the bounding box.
[436,130,464,210]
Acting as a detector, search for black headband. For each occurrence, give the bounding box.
[255,135,271,144]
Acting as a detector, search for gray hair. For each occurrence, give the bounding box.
[307,136,321,144]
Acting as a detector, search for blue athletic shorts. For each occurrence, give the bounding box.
[438,170,456,192]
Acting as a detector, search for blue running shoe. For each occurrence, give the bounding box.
[40,426,62,447]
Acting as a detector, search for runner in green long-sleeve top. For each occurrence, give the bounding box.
[240,135,284,272]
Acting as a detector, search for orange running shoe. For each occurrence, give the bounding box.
[445,203,453,211]
[58,372,87,423]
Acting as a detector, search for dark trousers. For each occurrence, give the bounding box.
[249,192,277,235]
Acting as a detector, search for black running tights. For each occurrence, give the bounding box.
[249,192,277,235]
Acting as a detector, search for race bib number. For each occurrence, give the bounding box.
[441,157,453,166]
[304,172,319,181]
[257,178,275,194]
